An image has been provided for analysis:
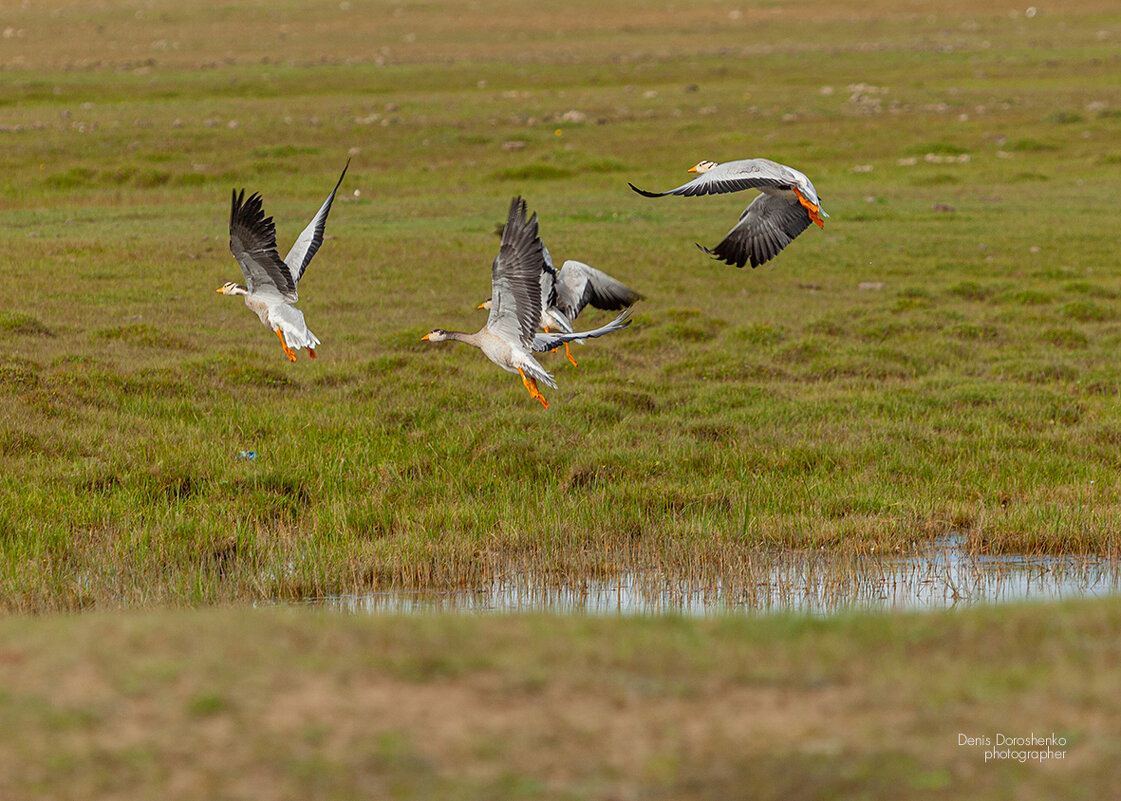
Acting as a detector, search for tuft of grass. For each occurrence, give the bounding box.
[0,359,41,389]
[0,430,44,456]
[187,693,232,718]
[1060,301,1114,322]
[910,173,960,186]
[221,365,297,387]
[0,312,53,337]
[946,281,994,301]
[907,142,969,156]
[1045,111,1085,124]
[1003,138,1060,152]
[252,145,322,159]
[97,324,192,350]
[1043,327,1089,350]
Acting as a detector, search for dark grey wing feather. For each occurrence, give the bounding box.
[554,261,643,320]
[229,189,298,301]
[699,194,812,269]
[282,158,349,286]
[486,197,545,348]
[539,243,559,311]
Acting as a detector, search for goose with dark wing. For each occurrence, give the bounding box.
[218,159,349,360]
[478,244,642,367]
[629,158,827,269]
[423,197,632,409]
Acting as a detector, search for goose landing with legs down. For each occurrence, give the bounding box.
[423,196,633,409]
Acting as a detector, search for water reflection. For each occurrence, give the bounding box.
[314,536,1121,616]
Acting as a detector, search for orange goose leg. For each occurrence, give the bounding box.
[544,324,577,366]
[517,368,549,409]
[275,329,297,362]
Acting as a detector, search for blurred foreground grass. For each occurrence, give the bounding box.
[2,0,1121,608]
[1,600,1119,799]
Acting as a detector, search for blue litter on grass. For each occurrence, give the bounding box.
[237,451,258,461]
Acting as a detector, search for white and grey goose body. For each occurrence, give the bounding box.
[423,197,633,409]
[479,243,643,367]
[629,158,827,269]
[219,159,349,361]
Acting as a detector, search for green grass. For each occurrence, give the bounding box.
[2,0,1121,610]
[0,600,1119,799]
[4,2,1121,797]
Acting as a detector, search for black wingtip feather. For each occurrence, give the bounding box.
[230,188,246,227]
[628,182,665,198]
[699,241,752,269]
[333,158,351,195]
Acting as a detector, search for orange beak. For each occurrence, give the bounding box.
[687,166,699,173]
[420,333,431,341]
[476,302,487,310]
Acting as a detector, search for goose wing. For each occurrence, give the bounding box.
[486,196,545,348]
[539,243,559,311]
[229,189,298,302]
[554,260,643,320]
[533,307,633,352]
[628,158,799,198]
[282,159,349,287]
[698,193,813,269]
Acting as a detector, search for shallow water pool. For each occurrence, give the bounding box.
[308,536,1120,616]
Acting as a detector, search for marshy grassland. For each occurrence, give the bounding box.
[4,0,1121,797]
[2,0,1119,610]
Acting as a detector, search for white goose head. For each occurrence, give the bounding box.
[688,160,718,174]
[420,329,450,343]
[217,281,247,296]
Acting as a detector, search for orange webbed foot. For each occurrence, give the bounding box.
[276,329,298,362]
[563,342,578,368]
[517,368,549,409]
[307,348,317,359]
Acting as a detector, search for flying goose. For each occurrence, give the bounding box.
[629,158,827,269]
[422,197,633,409]
[478,244,643,367]
[218,159,349,361]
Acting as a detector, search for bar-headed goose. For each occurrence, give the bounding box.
[218,159,349,361]
[478,244,642,367]
[629,158,827,268]
[423,197,632,409]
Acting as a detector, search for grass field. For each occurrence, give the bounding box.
[2,0,1120,610]
[4,1,1121,797]
[2,600,1120,799]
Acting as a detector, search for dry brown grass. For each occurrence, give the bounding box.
[1,602,1119,798]
[13,0,1111,73]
